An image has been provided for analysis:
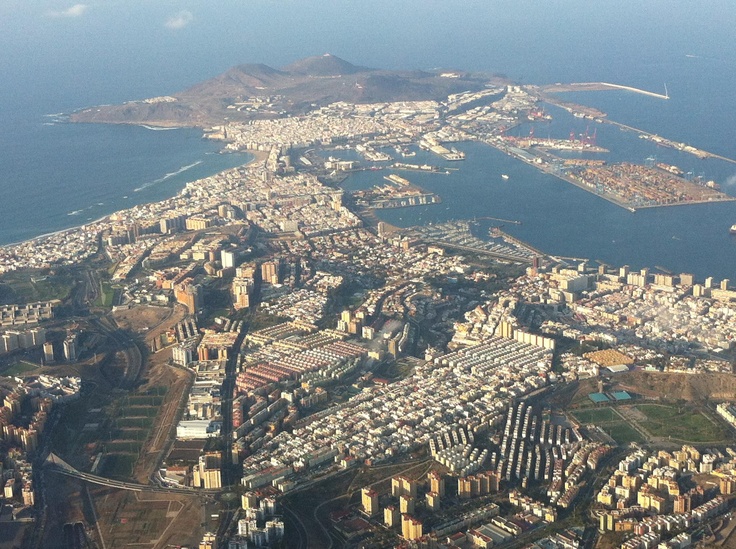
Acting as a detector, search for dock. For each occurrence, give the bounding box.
[598,82,669,100]
[368,193,441,209]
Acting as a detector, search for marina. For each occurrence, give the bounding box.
[404,220,540,264]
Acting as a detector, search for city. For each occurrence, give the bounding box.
[0,52,736,549]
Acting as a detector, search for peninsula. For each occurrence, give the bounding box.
[69,54,736,212]
[70,54,497,127]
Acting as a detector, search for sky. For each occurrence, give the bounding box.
[1,1,734,115]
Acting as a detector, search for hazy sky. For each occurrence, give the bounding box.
[1,1,734,113]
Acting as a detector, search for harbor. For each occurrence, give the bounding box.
[482,138,736,212]
[350,173,442,210]
[403,220,541,264]
[368,139,736,281]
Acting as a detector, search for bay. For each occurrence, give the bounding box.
[363,140,736,281]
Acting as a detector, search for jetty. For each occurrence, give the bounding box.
[539,82,669,100]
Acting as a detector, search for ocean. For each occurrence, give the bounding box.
[0,120,251,245]
[1,1,734,278]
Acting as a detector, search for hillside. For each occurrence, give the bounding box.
[69,54,493,127]
[567,370,736,406]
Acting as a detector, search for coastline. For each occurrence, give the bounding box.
[0,144,263,251]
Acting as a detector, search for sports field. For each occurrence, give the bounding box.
[572,403,730,445]
[634,404,728,443]
[572,407,644,444]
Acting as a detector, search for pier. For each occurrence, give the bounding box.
[390,162,454,174]
[539,81,669,100]
[490,227,547,258]
[598,82,669,100]
[352,173,442,210]
[368,193,441,209]
[485,140,638,211]
[484,129,736,212]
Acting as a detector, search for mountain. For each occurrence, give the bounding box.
[69,55,495,127]
[189,63,288,92]
[282,53,369,76]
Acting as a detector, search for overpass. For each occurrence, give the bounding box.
[44,453,216,495]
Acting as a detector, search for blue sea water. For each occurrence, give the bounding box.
[0,120,251,245]
[0,1,735,278]
[362,140,736,281]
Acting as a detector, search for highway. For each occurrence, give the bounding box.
[213,284,261,548]
[44,452,217,495]
[219,277,263,488]
[91,316,144,388]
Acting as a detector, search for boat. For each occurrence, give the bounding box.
[501,174,509,180]
[730,224,736,235]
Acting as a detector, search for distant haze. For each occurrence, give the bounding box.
[1,1,735,118]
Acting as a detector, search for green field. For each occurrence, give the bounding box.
[0,271,75,304]
[572,407,645,445]
[126,394,165,406]
[125,406,160,417]
[100,453,138,479]
[105,441,145,453]
[116,417,154,428]
[571,407,620,425]
[572,403,730,445]
[3,360,40,377]
[111,428,149,441]
[95,281,115,308]
[635,404,728,443]
[604,423,644,444]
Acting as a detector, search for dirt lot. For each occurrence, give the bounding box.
[132,358,193,483]
[39,481,207,549]
[38,303,198,547]
[88,487,205,549]
[113,304,187,346]
[113,304,194,483]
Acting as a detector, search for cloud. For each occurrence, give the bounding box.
[45,3,89,17]
[723,174,736,188]
[165,10,193,29]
